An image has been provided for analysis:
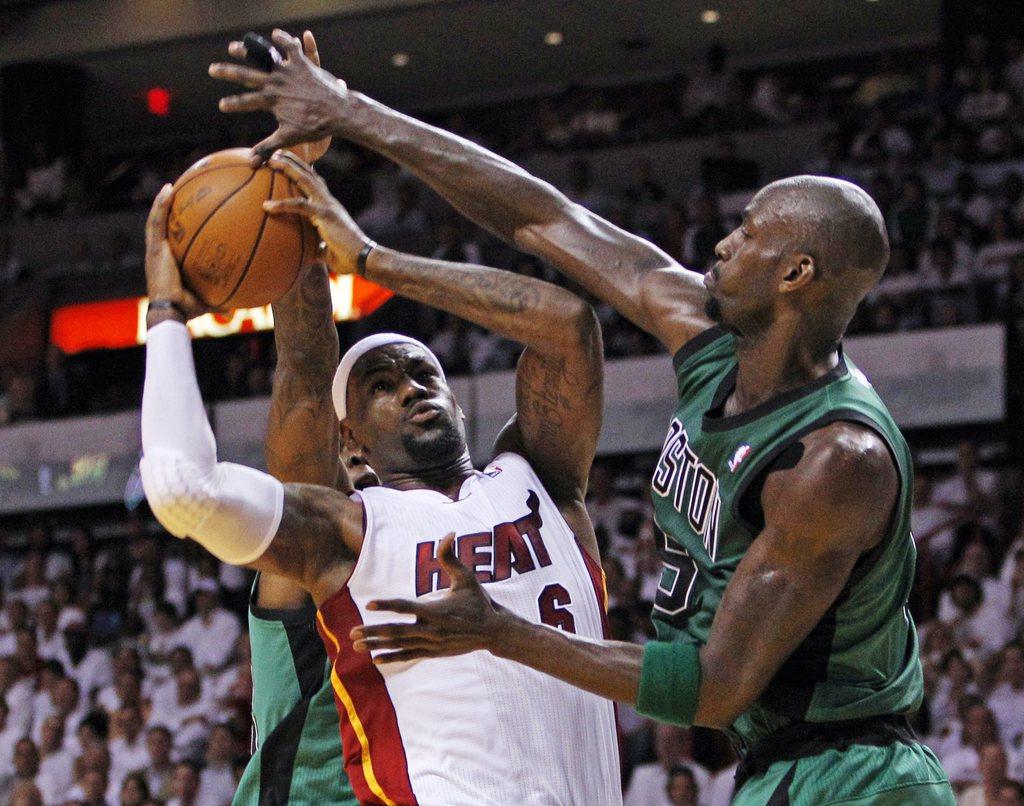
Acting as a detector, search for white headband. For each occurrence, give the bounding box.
[332,333,446,421]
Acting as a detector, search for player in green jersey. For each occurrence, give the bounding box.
[229,35,358,802]
[231,262,359,806]
[210,30,953,804]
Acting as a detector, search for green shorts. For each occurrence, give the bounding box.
[732,740,954,805]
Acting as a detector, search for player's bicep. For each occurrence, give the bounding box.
[502,324,603,503]
[253,483,362,603]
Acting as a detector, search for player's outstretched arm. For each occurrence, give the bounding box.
[351,424,898,726]
[139,186,360,606]
[209,29,711,355]
[264,156,603,519]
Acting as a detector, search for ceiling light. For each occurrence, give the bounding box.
[701,9,720,24]
[391,52,410,67]
[544,31,564,46]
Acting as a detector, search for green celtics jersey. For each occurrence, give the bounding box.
[233,576,356,805]
[650,327,922,753]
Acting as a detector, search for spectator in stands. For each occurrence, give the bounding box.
[36,714,74,804]
[922,137,964,197]
[941,702,1002,788]
[996,173,1024,229]
[568,90,621,146]
[14,142,67,218]
[565,159,612,215]
[854,53,918,108]
[431,218,481,265]
[959,743,1013,806]
[999,782,1024,805]
[685,44,732,125]
[624,724,710,806]
[150,666,212,760]
[174,582,240,674]
[0,738,40,803]
[951,171,994,238]
[682,194,726,270]
[143,726,174,801]
[804,132,850,179]
[959,71,1013,128]
[167,760,201,806]
[0,233,24,284]
[989,643,1024,747]
[119,771,151,806]
[934,441,1001,526]
[197,724,236,805]
[748,72,789,124]
[939,575,1013,660]
[68,766,110,806]
[59,625,113,703]
[893,174,934,251]
[108,705,149,797]
[665,764,699,806]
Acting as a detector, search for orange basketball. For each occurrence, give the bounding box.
[167,148,320,310]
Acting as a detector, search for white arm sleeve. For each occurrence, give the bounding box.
[139,321,283,565]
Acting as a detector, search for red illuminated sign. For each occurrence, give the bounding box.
[50,275,393,354]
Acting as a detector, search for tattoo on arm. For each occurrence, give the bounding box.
[266,264,341,487]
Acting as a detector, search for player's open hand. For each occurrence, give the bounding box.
[263,152,369,276]
[144,184,208,322]
[350,533,506,664]
[210,29,347,167]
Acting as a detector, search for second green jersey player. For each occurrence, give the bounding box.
[233,574,355,806]
[232,262,363,806]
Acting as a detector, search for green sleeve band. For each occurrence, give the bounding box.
[636,640,701,726]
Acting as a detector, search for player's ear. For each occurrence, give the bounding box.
[339,420,363,453]
[780,254,815,292]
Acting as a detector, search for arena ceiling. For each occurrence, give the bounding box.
[7,0,941,149]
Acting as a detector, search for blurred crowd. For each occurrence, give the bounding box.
[0,441,1019,805]
[4,37,1024,426]
[5,37,1024,424]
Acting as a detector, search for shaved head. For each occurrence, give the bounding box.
[755,175,890,282]
[705,174,891,351]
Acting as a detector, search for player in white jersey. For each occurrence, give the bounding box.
[138,158,621,805]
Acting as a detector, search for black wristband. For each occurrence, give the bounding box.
[356,240,377,276]
[147,299,188,321]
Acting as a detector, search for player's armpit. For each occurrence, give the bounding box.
[253,483,364,605]
[692,423,898,730]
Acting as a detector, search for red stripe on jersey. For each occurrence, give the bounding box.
[575,540,611,638]
[316,587,417,806]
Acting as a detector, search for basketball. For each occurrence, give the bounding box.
[167,148,319,310]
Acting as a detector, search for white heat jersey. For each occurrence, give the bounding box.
[315,451,621,806]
